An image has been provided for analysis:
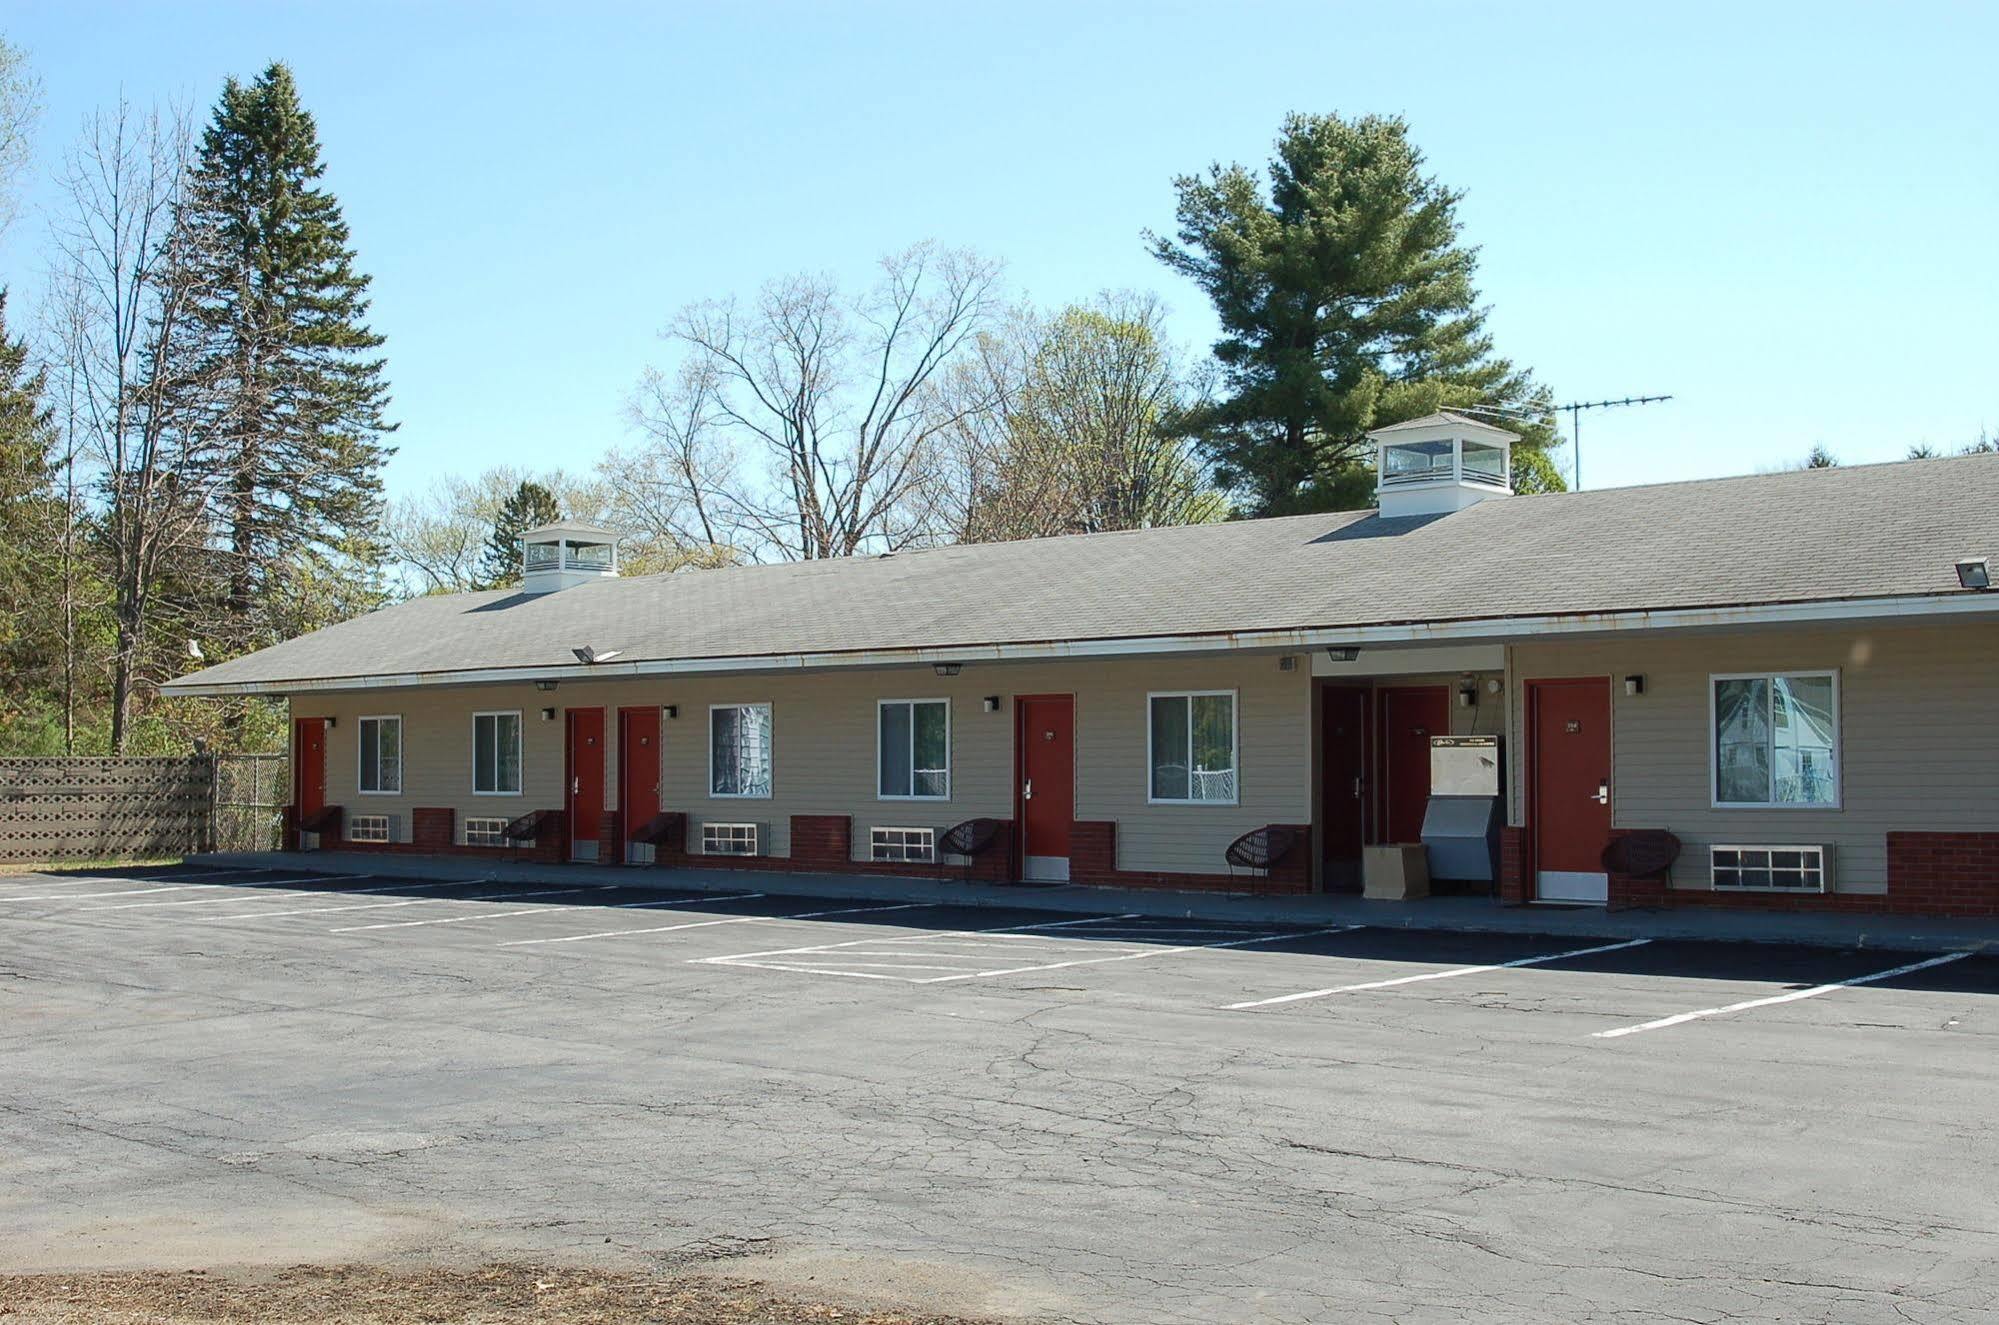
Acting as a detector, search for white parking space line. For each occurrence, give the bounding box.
[1223,938,1653,1010]
[1592,951,1975,1039]
[206,884,584,922]
[0,884,233,903]
[702,917,1355,984]
[498,901,929,948]
[328,891,760,934]
[79,877,369,910]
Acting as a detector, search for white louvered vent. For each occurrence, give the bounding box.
[1712,844,1829,893]
[702,822,760,856]
[464,817,509,848]
[871,826,936,863]
[348,814,393,844]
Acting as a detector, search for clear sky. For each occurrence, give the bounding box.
[2,1,1993,503]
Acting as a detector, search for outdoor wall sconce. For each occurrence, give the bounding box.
[1325,646,1361,663]
[983,696,1001,713]
[933,662,963,677]
[323,715,336,728]
[663,705,678,719]
[1624,674,1646,696]
[1957,557,1991,590]
[540,707,557,721]
[1457,681,1477,708]
[535,678,558,692]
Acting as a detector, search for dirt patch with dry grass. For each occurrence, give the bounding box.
[0,1264,1003,1324]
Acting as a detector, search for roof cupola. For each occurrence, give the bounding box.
[1369,411,1517,518]
[521,521,621,593]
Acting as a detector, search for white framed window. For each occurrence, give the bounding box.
[871,826,937,863]
[1712,844,1830,893]
[464,817,509,848]
[1147,691,1238,804]
[357,715,402,795]
[709,704,772,798]
[347,814,391,844]
[473,710,523,796]
[878,699,949,799]
[1710,672,1840,808]
[702,822,760,855]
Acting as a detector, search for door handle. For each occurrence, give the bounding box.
[1352,776,1363,800]
[1592,780,1609,805]
[572,776,581,797]
[1023,778,1033,801]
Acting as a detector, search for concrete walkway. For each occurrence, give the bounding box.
[190,849,1999,955]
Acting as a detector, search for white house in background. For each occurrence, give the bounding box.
[164,414,1999,919]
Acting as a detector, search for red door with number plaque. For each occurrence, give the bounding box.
[618,707,660,863]
[1380,685,1450,846]
[293,717,327,842]
[1528,678,1612,903]
[566,707,605,862]
[1319,687,1369,892]
[1017,696,1075,882]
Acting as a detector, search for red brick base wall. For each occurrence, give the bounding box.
[1886,832,1999,917]
[413,807,454,851]
[1069,820,1312,894]
[1602,828,1999,918]
[1498,826,1530,905]
[300,807,566,865]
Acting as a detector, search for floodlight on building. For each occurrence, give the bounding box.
[1956,557,1991,590]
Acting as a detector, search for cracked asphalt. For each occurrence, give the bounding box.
[3,863,1997,1324]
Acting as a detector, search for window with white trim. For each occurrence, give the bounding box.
[464,817,509,848]
[1711,672,1839,807]
[1148,691,1238,804]
[710,704,772,798]
[473,711,523,795]
[358,716,401,795]
[878,699,949,799]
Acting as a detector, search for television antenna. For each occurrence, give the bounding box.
[1456,394,1673,490]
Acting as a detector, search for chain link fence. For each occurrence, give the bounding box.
[213,752,289,854]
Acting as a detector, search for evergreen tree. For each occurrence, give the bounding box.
[0,288,62,750]
[1152,112,1560,515]
[170,62,393,654]
[477,480,562,589]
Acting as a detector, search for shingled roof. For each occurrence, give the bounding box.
[165,453,1999,694]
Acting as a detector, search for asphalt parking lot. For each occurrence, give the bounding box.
[4,863,1997,1324]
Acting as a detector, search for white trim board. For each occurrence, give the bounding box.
[161,592,1999,697]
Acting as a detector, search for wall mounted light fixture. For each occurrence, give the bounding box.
[535,678,558,692]
[1325,646,1361,663]
[983,696,1001,713]
[663,704,678,720]
[1957,557,1991,590]
[1457,681,1477,709]
[934,662,963,677]
[540,707,557,721]
[1624,674,1646,696]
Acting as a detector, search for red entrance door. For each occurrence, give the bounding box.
[293,717,327,846]
[1528,678,1613,903]
[1379,686,1450,845]
[566,707,605,862]
[1320,687,1369,892]
[1017,696,1075,882]
[618,706,660,864]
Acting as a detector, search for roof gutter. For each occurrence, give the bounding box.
[160,590,1999,697]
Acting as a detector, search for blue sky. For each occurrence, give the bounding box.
[2,1,1993,503]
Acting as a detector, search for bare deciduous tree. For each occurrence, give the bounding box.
[48,99,227,751]
[604,359,742,569]
[937,291,1221,544]
[383,465,607,596]
[646,243,1003,561]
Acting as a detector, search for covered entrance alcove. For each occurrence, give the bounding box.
[1313,644,1509,894]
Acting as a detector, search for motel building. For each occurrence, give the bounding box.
[163,414,1999,918]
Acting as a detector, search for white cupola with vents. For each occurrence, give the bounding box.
[520,521,622,593]
[1369,411,1516,518]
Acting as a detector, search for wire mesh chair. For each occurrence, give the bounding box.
[938,817,1007,885]
[1225,825,1299,894]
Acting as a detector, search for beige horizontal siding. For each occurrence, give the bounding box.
[1508,621,1999,894]
[302,653,1314,875]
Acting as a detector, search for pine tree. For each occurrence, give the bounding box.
[1152,112,1560,515]
[0,288,62,750]
[477,480,562,589]
[171,63,394,655]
